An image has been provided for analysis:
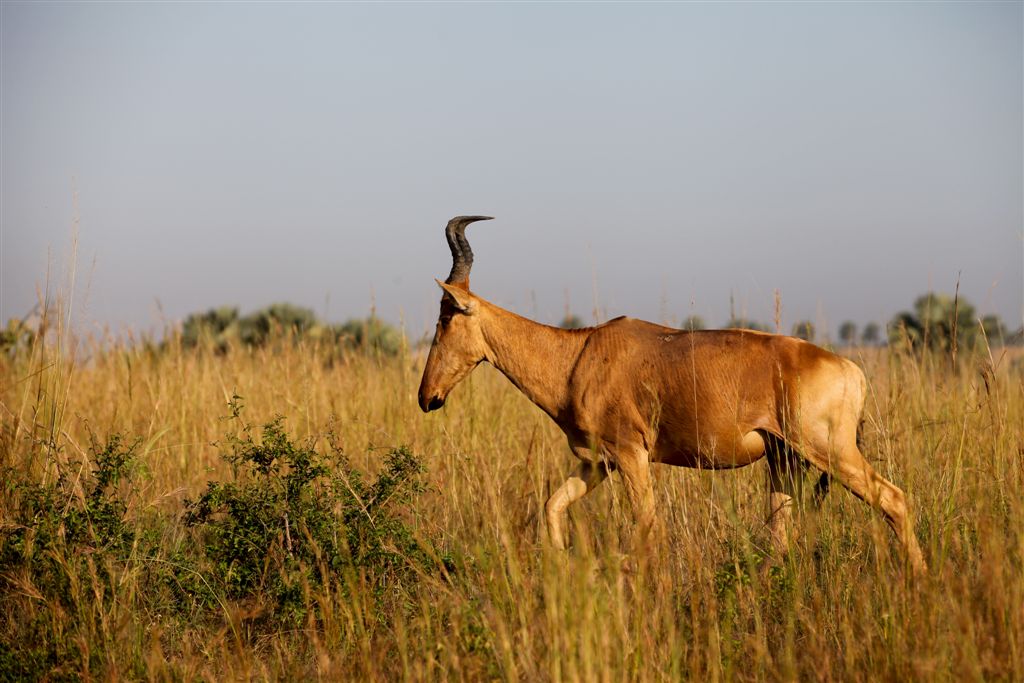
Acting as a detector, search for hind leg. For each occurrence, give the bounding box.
[766,437,802,555]
[803,436,927,575]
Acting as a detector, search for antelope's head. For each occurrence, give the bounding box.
[418,215,494,412]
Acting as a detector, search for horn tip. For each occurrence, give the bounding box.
[448,215,494,224]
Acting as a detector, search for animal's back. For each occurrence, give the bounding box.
[572,318,856,467]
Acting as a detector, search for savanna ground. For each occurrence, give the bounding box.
[1,307,1022,681]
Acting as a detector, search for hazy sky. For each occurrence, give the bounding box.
[2,1,1021,340]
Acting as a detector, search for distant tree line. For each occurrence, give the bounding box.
[885,292,1015,351]
[1,292,1018,356]
[178,303,402,355]
[558,291,1020,349]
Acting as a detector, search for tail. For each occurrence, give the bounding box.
[813,472,830,505]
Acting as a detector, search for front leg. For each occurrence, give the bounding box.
[545,460,611,550]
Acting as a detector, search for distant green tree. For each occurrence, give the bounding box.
[0,317,34,355]
[181,306,241,351]
[178,303,405,355]
[838,321,857,346]
[682,315,706,331]
[980,314,1009,347]
[334,317,402,356]
[792,320,816,342]
[559,314,586,329]
[725,318,768,332]
[239,303,318,347]
[861,322,881,346]
[888,292,978,351]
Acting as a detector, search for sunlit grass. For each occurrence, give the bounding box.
[1,306,1021,680]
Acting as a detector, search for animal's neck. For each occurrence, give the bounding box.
[479,302,589,420]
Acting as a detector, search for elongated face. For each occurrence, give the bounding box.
[417,283,487,412]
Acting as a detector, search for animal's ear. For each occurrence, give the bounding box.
[436,279,477,313]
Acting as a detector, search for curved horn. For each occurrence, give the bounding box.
[444,215,493,286]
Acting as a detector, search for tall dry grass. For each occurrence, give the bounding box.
[1,303,1022,681]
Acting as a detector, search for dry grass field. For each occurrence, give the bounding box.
[2,304,1022,681]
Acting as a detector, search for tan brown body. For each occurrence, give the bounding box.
[560,318,863,469]
[419,217,927,575]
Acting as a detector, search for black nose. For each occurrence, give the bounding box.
[418,390,446,412]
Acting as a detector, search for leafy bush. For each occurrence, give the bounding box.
[2,435,137,593]
[185,400,441,626]
[1,402,445,677]
[0,435,153,679]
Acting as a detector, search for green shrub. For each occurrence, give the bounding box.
[185,399,441,626]
[0,435,149,679]
[1,401,446,677]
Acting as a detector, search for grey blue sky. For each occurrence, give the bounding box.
[2,1,1021,339]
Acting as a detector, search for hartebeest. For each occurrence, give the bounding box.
[418,216,927,575]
